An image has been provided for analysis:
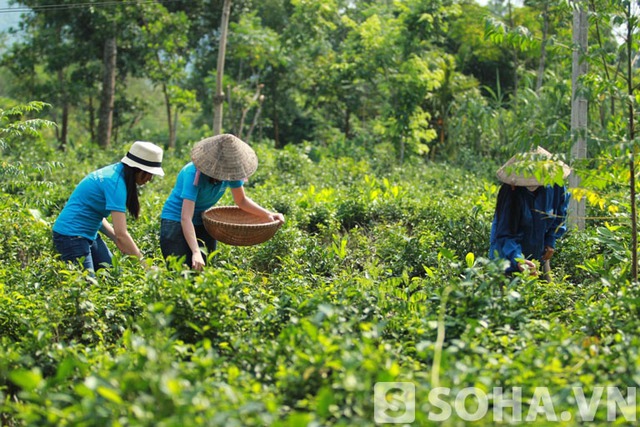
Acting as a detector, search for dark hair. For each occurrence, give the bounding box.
[122,164,141,219]
[494,183,520,234]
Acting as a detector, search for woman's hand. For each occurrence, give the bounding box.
[269,212,285,224]
[231,187,285,225]
[192,251,205,271]
[181,199,205,270]
[518,259,538,275]
[541,246,555,261]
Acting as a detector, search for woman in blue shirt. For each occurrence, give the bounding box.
[53,141,164,272]
[489,147,571,275]
[160,134,284,270]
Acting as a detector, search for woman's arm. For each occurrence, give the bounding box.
[100,218,117,242]
[110,211,143,259]
[181,199,206,270]
[231,186,284,223]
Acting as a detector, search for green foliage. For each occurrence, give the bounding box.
[0,0,629,177]
[484,17,537,51]
[2,124,636,424]
[0,101,55,149]
[1,0,640,420]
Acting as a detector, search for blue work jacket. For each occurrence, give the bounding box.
[489,184,570,272]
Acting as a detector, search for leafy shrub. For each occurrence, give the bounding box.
[2,112,639,425]
[336,198,372,230]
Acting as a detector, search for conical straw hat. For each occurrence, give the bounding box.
[191,134,258,181]
[496,146,571,186]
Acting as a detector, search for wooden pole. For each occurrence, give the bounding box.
[213,0,232,136]
[569,2,588,230]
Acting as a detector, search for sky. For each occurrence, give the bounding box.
[0,0,22,47]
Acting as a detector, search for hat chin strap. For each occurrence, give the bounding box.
[193,169,201,186]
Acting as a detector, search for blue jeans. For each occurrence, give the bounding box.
[53,231,113,272]
[160,219,217,268]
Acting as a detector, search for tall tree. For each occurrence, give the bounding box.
[2,1,92,150]
[226,12,281,141]
[139,6,195,148]
[617,0,640,280]
[447,1,509,98]
[484,1,540,101]
[529,0,551,93]
[280,0,460,160]
[6,1,162,148]
[97,36,116,148]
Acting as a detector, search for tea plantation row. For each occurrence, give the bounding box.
[1,141,637,425]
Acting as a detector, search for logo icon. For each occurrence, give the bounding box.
[374,382,416,424]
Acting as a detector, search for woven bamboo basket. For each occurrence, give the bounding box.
[202,206,282,246]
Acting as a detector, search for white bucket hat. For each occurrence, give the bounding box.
[191,134,258,181]
[121,141,165,176]
[497,146,571,186]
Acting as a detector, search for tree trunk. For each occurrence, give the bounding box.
[569,3,588,231]
[88,96,96,143]
[345,106,351,139]
[238,84,264,139]
[247,94,264,143]
[272,75,283,148]
[162,82,176,148]
[55,68,69,151]
[97,36,117,148]
[60,98,69,151]
[624,2,638,281]
[172,108,178,149]
[213,0,232,136]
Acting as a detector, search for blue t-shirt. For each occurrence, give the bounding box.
[161,162,243,225]
[53,163,127,240]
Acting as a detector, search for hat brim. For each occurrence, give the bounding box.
[496,147,571,186]
[121,157,165,176]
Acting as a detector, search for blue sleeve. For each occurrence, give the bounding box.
[493,189,524,271]
[180,167,199,201]
[228,180,244,189]
[544,185,570,249]
[105,176,127,213]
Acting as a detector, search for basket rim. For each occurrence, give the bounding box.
[202,206,281,229]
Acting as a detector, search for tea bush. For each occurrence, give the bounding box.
[2,128,638,425]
